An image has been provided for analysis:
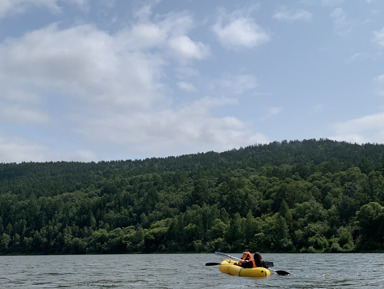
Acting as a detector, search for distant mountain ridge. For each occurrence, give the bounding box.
[1,139,384,254]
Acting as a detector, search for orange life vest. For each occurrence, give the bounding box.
[238,252,254,267]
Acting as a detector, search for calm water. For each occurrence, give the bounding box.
[0,253,383,288]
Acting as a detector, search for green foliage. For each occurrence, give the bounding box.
[1,139,384,254]
[356,202,384,251]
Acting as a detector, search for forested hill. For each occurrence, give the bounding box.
[1,139,384,254]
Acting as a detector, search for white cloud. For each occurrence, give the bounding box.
[133,1,159,22]
[220,74,258,95]
[0,0,61,18]
[0,103,49,124]
[212,8,270,50]
[123,10,210,62]
[77,97,269,157]
[0,81,50,125]
[0,135,97,162]
[372,28,384,49]
[128,23,166,48]
[265,107,283,118]
[333,113,384,132]
[322,0,345,6]
[348,52,366,63]
[2,25,100,81]
[374,74,384,83]
[0,23,165,160]
[374,74,384,95]
[273,7,312,22]
[168,35,210,60]
[66,0,90,12]
[178,82,196,92]
[330,8,346,22]
[156,11,195,37]
[0,11,267,161]
[0,136,51,163]
[1,23,160,108]
[68,0,88,8]
[331,113,384,143]
[0,0,91,19]
[330,133,369,144]
[330,8,352,34]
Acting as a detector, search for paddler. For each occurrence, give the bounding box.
[236,251,255,268]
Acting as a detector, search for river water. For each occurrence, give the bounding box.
[0,253,383,288]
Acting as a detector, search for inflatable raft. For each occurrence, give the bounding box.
[219,259,270,277]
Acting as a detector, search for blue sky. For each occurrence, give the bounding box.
[1,0,384,162]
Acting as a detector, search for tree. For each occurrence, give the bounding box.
[224,213,244,251]
[2,140,384,254]
[356,202,384,250]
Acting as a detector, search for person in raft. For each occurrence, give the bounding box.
[254,252,268,268]
[236,251,253,268]
[236,251,268,269]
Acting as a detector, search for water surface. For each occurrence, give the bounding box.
[0,253,383,288]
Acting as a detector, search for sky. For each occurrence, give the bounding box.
[1,0,384,163]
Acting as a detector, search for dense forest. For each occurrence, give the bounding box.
[1,139,384,255]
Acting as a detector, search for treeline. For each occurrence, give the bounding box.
[1,139,384,254]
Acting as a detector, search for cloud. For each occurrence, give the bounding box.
[330,7,353,34]
[321,0,345,6]
[374,74,384,95]
[0,0,61,18]
[168,35,210,60]
[219,74,258,95]
[212,8,270,50]
[0,88,47,124]
[0,0,90,19]
[128,23,166,49]
[178,82,196,92]
[0,135,97,162]
[126,10,210,62]
[347,52,367,63]
[372,28,384,49]
[68,0,89,8]
[76,96,269,157]
[0,103,49,124]
[273,7,312,22]
[374,74,384,83]
[331,112,384,143]
[265,107,283,119]
[0,10,267,161]
[1,23,152,107]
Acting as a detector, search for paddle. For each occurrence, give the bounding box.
[270,269,291,276]
[214,251,274,268]
[215,251,243,260]
[205,262,221,266]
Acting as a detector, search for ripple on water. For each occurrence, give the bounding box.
[0,253,384,288]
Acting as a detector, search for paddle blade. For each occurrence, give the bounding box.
[214,251,227,257]
[265,261,274,268]
[275,270,290,276]
[205,262,221,266]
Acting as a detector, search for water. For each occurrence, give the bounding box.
[0,253,383,288]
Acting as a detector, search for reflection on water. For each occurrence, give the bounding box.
[0,253,383,288]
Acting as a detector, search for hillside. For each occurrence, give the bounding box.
[1,139,384,254]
